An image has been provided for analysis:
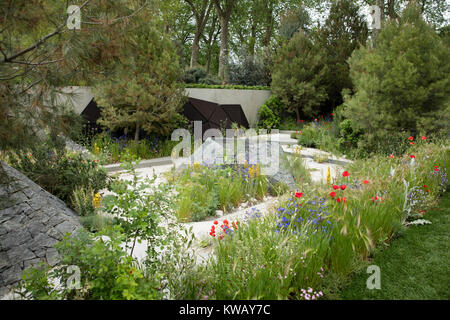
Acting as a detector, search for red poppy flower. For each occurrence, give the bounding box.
[410,142,415,145]
[295,192,303,198]
[343,197,347,203]
[332,185,339,190]
[330,192,336,198]
[214,220,218,225]
[223,219,229,225]
[410,155,415,159]
[314,118,318,122]
[426,189,429,193]
[342,171,350,177]
[340,185,347,190]
[363,180,369,184]
[434,168,439,172]
[336,198,341,203]
[389,154,394,159]
[331,113,334,116]
[408,136,414,141]
[421,136,426,140]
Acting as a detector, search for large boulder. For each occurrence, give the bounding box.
[0,162,81,298]
[175,137,296,189]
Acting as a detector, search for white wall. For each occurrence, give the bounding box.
[65,87,272,128]
[55,86,94,114]
[185,88,271,127]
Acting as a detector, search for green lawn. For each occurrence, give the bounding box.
[339,190,450,300]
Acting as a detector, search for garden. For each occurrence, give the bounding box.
[0,0,449,304]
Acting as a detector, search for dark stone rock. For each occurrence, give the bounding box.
[45,248,59,267]
[55,221,77,235]
[0,161,82,297]
[6,246,36,265]
[0,229,32,250]
[1,265,23,286]
[27,221,47,238]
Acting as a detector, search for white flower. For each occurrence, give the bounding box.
[408,219,432,226]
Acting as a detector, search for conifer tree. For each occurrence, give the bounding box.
[93,11,185,141]
[343,3,450,151]
[271,30,328,120]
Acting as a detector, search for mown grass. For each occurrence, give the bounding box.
[339,188,450,300]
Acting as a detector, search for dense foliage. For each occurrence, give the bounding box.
[94,11,186,142]
[342,4,450,155]
[271,31,328,120]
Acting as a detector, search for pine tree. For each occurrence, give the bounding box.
[0,0,155,151]
[271,30,328,120]
[93,13,185,142]
[343,3,450,151]
[315,0,368,112]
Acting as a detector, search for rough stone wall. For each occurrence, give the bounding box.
[0,162,81,297]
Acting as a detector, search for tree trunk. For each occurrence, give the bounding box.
[248,21,257,57]
[262,1,274,48]
[190,31,201,68]
[205,16,219,74]
[218,15,229,81]
[134,123,140,142]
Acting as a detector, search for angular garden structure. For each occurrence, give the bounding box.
[60,86,271,131]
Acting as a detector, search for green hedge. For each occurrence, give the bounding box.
[184,83,270,90]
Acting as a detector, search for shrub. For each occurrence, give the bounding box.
[257,95,285,130]
[337,119,362,151]
[20,228,164,300]
[183,67,220,85]
[297,124,319,148]
[228,54,269,86]
[7,141,108,206]
[344,4,450,154]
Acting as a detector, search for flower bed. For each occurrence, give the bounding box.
[166,162,271,222]
[177,139,449,299]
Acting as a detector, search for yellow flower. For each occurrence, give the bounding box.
[92,192,102,209]
[193,162,200,171]
[326,167,331,185]
[249,165,256,179]
[93,143,100,155]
